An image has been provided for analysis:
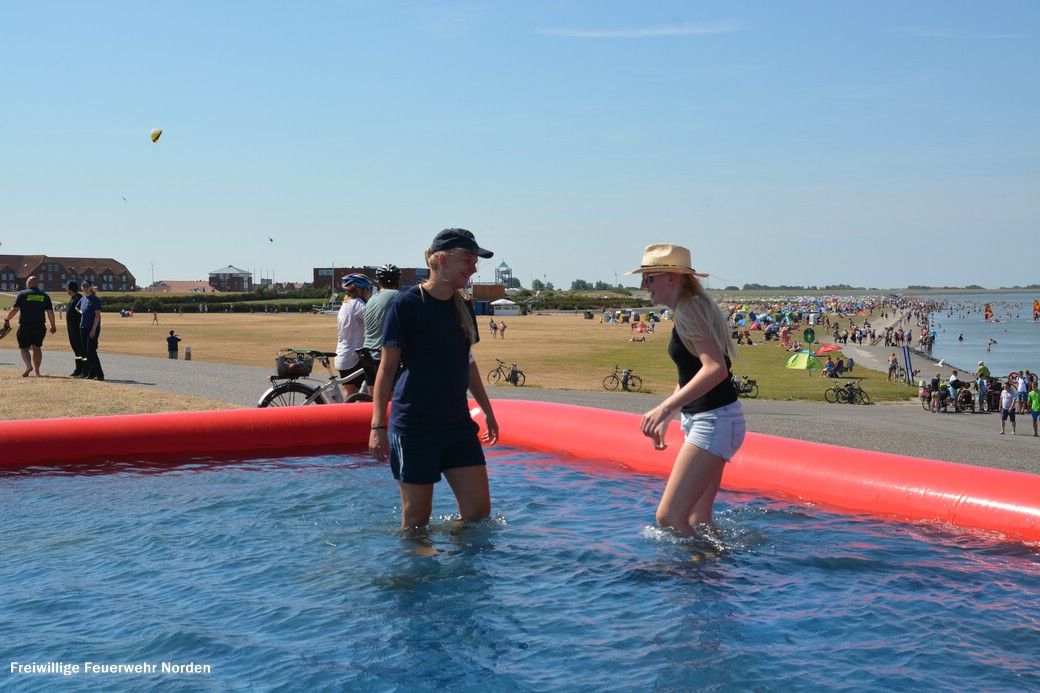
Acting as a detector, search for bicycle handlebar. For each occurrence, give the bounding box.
[283,348,377,360]
[283,349,338,359]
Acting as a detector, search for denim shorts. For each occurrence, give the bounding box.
[680,401,747,461]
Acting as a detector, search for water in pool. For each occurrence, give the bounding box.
[2,448,1039,692]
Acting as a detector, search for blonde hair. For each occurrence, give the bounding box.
[424,247,478,345]
[672,275,736,361]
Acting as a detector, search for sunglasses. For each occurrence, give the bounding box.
[642,273,667,287]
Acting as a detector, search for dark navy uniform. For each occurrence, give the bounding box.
[67,289,86,376]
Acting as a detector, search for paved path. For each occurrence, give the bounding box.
[4,348,1037,474]
[1,348,271,407]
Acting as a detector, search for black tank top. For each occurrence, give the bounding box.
[668,327,739,414]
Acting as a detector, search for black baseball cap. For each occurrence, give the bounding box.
[64,280,80,290]
[429,228,493,259]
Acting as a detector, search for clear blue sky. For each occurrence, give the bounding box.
[2,1,1037,290]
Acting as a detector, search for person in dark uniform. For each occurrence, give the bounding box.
[4,275,57,377]
[64,280,87,377]
[78,279,105,381]
[167,330,181,359]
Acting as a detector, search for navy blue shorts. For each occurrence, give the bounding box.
[388,420,485,485]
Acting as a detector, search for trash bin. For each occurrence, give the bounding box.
[184,346,191,361]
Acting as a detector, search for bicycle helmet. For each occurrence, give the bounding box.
[375,263,401,281]
[341,273,374,290]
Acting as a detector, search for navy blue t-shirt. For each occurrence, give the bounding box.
[383,285,479,432]
[78,294,102,330]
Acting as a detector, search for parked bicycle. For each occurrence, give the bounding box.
[258,347,378,407]
[732,375,759,398]
[487,358,526,386]
[603,365,642,392]
[824,380,870,405]
[892,366,920,384]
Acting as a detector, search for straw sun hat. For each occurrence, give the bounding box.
[625,243,708,277]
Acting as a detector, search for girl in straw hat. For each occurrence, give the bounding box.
[627,243,745,537]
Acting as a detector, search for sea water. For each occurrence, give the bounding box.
[2,450,1039,692]
[918,292,1039,378]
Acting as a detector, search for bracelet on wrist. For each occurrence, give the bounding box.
[371,425,386,430]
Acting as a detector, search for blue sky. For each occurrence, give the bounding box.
[1,1,1037,290]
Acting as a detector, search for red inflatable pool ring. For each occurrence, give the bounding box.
[0,401,1038,542]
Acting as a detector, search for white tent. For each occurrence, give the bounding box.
[490,298,520,316]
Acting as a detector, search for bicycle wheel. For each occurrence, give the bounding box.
[897,368,907,383]
[747,383,759,398]
[824,387,839,404]
[603,374,620,391]
[836,389,849,404]
[259,382,325,407]
[488,369,502,385]
[855,390,870,405]
[922,396,931,411]
[627,375,643,392]
[345,392,373,403]
[513,371,526,387]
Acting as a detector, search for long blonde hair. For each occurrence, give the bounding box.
[672,275,736,361]
[424,248,478,345]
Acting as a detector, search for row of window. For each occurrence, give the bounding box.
[0,282,131,291]
[0,268,129,279]
[42,270,126,278]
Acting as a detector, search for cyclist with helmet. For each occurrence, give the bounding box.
[363,264,402,384]
[335,273,373,397]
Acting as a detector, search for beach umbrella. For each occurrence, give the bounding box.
[785,350,823,374]
[816,344,843,356]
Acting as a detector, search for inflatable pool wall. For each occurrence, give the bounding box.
[1,401,1038,541]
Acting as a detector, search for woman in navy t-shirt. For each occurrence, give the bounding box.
[369,229,499,529]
